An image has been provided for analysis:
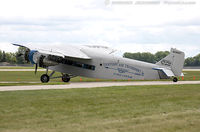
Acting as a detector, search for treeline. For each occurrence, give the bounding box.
[185,54,200,66]
[123,51,200,66]
[0,50,17,64]
[0,48,199,66]
[0,47,26,64]
[123,51,170,64]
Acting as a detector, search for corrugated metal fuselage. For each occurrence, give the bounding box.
[49,49,163,80]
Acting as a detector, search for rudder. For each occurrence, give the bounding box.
[156,48,185,76]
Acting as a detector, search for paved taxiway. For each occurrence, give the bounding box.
[0,81,200,91]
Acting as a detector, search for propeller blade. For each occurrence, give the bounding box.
[35,64,38,75]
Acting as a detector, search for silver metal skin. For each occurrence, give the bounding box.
[12,43,185,82]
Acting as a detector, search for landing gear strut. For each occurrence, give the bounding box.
[173,77,178,82]
[40,68,72,83]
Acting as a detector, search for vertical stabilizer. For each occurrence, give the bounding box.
[156,48,185,76]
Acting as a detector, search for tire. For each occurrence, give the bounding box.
[173,77,178,82]
[62,74,71,82]
[41,74,50,83]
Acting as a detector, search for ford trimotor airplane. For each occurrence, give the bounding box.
[13,43,185,83]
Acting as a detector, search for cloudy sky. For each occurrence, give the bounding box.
[0,0,199,57]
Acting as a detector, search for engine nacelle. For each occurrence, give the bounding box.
[28,50,38,64]
[39,56,58,68]
[27,50,58,68]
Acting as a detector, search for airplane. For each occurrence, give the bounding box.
[12,43,185,83]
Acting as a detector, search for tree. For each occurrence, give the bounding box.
[155,51,170,62]
[0,50,2,62]
[140,52,155,63]
[185,57,195,66]
[123,51,169,64]
[5,52,17,64]
[193,54,200,66]
[184,54,200,66]
[2,51,6,62]
[124,52,155,63]
[16,47,27,64]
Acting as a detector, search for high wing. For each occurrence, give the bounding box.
[12,43,91,59]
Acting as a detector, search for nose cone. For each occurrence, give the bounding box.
[28,50,38,64]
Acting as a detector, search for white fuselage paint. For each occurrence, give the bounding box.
[48,48,161,80]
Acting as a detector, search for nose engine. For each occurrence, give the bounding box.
[13,44,71,83]
[27,50,38,64]
[24,50,58,74]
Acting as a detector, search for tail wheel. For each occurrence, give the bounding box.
[62,74,71,82]
[41,74,50,83]
[173,77,178,82]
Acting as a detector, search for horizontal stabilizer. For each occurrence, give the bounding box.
[153,67,175,77]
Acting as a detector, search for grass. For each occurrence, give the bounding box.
[0,82,70,86]
[0,66,33,69]
[0,84,200,132]
[181,71,200,81]
[0,66,42,69]
[0,71,115,86]
[0,71,199,84]
[0,71,61,82]
[0,66,199,86]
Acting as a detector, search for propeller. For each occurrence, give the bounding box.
[35,63,38,75]
[16,48,30,63]
[34,55,42,75]
[13,44,40,75]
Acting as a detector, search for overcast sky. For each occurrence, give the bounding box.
[0,0,199,57]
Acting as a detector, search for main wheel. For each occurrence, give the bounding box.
[173,77,178,82]
[62,74,71,82]
[41,74,50,83]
